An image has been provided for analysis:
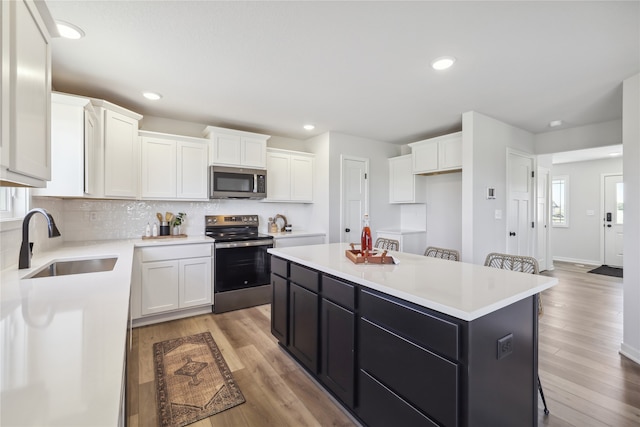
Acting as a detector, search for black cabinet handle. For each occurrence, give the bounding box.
[509,231,516,236]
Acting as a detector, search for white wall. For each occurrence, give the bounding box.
[462,111,536,264]
[550,157,623,265]
[534,119,622,154]
[622,73,640,364]
[424,172,462,252]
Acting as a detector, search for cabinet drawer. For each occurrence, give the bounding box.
[358,370,438,427]
[290,263,319,293]
[360,289,459,360]
[140,244,212,262]
[271,256,288,278]
[360,319,459,427]
[322,275,355,311]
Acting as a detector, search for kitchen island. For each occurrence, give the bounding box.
[268,243,557,427]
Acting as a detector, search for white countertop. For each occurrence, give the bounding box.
[0,236,213,426]
[268,243,557,321]
[266,230,326,239]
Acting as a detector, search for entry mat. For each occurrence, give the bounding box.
[588,265,623,278]
[153,331,245,427]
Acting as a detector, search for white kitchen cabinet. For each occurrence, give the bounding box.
[265,148,314,202]
[409,131,462,174]
[140,131,209,200]
[33,93,99,197]
[0,0,54,187]
[376,229,427,255]
[203,126,270,169]
[135,243,213,319]
[389,154,426,203]
[89,100,142,198]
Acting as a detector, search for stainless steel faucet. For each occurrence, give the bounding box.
[19,208,61,269]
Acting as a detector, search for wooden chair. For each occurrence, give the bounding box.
[483,252,550,415]
[374,238,399,251]
[424,246,460,261]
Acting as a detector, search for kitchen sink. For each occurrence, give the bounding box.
[25,257,118,279]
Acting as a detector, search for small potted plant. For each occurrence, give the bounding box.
[172,212,186,235]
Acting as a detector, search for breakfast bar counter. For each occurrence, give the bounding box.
[268,243,557,427]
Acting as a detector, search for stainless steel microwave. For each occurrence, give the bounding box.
[209,166,267,199]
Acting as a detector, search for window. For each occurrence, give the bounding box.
[551,176,569,227]
[0,188,29,226]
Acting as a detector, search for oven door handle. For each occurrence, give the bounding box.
[215,240,273,249]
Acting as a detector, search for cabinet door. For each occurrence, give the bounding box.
[389,155,413,203]
[320,298,355,408]
[104,109,139,198]
[141,260,179,315]
[266,151,291,200]
[84,108,98,195]
[439,137,462,170]
[211,133,241,165]
[271,273,288,344]
[177,140,208,199]
[1,0,52,184]
[412,141,438,174]
[140,137,176,198]
[290,155,313,202]
[289,282,319,373]
[179,257,212,308]
[241,137,266,168]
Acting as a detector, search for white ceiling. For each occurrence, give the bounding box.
[46,1,639,145]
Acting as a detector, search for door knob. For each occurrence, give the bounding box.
[345,228,351,232]
[509,231,516,236]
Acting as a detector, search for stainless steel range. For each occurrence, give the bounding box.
[205,215,274,313]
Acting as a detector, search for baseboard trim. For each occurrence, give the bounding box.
[552,256,600,267]
[620,343,640,365]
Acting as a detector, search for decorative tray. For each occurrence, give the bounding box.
[141,234,188,240]
[345,244,394,264]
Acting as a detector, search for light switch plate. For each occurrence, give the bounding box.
[494,210,502,220]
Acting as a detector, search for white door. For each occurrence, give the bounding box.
[603,174,624,267]
[507,152,534,256]
[341,157,369,244]
[536,167,550,271]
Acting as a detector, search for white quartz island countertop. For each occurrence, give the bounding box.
[0,236,212,426]
[268,243,558,321]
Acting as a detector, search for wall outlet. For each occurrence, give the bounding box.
[497,333,513,360]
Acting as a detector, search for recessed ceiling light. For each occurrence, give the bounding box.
[143,92,162,101]
[56,21,85,39]
[549,120,563,127]
[303,124,315,131]
[431,56,456,70]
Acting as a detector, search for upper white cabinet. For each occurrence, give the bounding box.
[203,126,269,169]
[265,148,314,203]
[389,154,425,204]
[140,131,208,200]
[92,100,142,198]
[409,131,462,174]
[33,93,98,197]
[0,0,53,187]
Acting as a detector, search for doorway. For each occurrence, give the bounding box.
[602,174,624,267]
[340,156,369,244]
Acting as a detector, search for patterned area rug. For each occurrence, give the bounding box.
[153,332,245,427]
[588,265,623,278]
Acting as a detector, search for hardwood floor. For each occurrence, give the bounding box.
[126,262,640,426]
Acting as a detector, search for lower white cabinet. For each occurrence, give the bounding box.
[133,243,213,323]
[273,234,325,248]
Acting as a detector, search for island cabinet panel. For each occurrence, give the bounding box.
[360,289,460,360]
[359,370,439,427]
[289,282,319,373]
[358,318,459,427]
[270,273,288,344]
[320,276,356,408]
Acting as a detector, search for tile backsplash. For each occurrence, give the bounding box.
[0,197,314,270]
